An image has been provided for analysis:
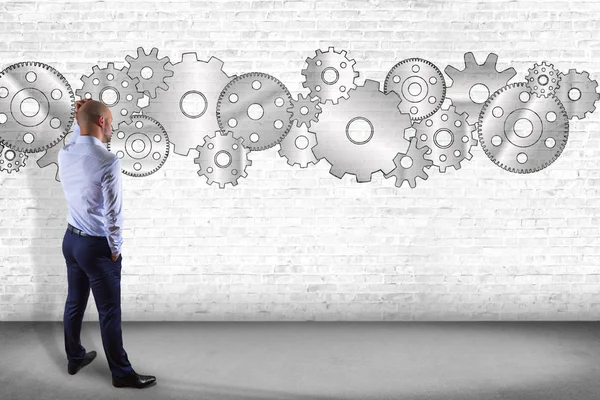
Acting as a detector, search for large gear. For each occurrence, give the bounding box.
[301,47,360,105]
[107,114,170,177]
[193,130,252,189]
[0,61,74,153]
[0,143,27,173]
[555,68,600,120]
[277,123,318,168]
[309,79,412,183]
[414,105,478,173]
[36,130,73,182]
[143,53,235,157]
[444,52,517,127]
[76,62,144,131]
[383,136,433,188]
[124,46,174,99]
[384,57,446,121]
[525,61,561,97]
[286,92,321,128]
[216,72,293,151]
[478,82,569,174]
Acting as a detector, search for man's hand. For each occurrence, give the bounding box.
[75,98,92,122]
[111,253,120,262]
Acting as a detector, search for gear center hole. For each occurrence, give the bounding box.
[132,139,146,153]
[140,67,154,80]
[469,84,490,104]
[321,67,339,85]
[100,88,119,107]
[346,117,374,145]
[408,83,422,96]
[215,150,232,168]
[400,155,413,169]
[295,135,309,150]
[568,88,582,101]
[513,118,534,138]
[434,129,453,149]
[247,103,264,120]
[538,74,549,86]
[180,91,208,119]
[21,97,40,117]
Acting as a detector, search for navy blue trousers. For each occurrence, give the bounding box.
[62,227,134,379]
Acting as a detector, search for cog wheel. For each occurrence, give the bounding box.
[309,79,412,183]
[216,72,293,151]
[444,52,516,126]
[384,136,433,188]
[124,46,175,99]
[0,143,27,173]
[555,68,600,120]
[286,93,321,128]
[301,47,360,105]
[384,57,446,121]
[36,130,73,182]
[76,62,144,130]
[107,114,170,177]
[414,105,478,173]
[143,53,236,157]
[525,61,561,97]
[478,82,569,174]
[277,123,318,168]
[193,130,252,189]
[0,61,75,153]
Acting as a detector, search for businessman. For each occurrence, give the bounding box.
[58,98,156,389]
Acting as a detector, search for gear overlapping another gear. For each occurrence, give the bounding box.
[525,61,561,97]
[193,130,252,188]
[287,93,321,128]
[277,123,319,168]
[36,130,73,182]
[383,136,433,188]
[124,46,175,99]
[0,143,27,173]
[555,68,600,120]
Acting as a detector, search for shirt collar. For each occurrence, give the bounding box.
[76,135,105,148]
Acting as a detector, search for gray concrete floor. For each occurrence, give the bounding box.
[0,322,599,399]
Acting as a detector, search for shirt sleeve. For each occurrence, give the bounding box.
[68,119,80,145]
[102,157,123,256]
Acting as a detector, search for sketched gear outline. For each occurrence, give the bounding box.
[0,143,27,173]
[286,93,321,128]
[555,68,600,120]
[124,46,174,99]
[525,61,561,98]
[277,123,319,168]
[36,130,73,182]
[0,61,75,153]
[384,136,433,188]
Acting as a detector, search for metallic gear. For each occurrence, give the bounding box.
[124,46,175,99]
[384,57,446,121]
[414,105,478,173]
[277,123,318,168]
[76,62,144,131]
[287,93,321,128]
[444,52,516,126]
[301,47,360,105]
[36,130,73,182]
[193,130,252,189]
[143,53,235,157]
[0,143,27,173]
[555,69,600,120]
[525,61,561,97]
[478,82,569,174]
[309,79,412,183]
[216,72,293,151]
[384,136,433,188]
[107,114,170,177]
[0,61,75,153]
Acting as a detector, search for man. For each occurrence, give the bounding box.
[58,98,156,389]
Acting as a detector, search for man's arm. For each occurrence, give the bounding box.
[102,157,123,258]
[68,119,80,145]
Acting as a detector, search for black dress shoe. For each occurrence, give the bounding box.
[112,372,157,389]
[67,351,97,375]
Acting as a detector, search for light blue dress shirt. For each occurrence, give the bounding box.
[58,120,123,257]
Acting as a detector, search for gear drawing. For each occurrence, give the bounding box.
[286,93,321,128]
[216,72,293,151]
[193,130,252,188]
[555,68,600,120]
[124,46,175,99]
[277,123,319,168]
[384,57,446,121]
[76,62,144,130]
[143,53,235,157]
[444,52,517,127]
[414,104,478,173]
[309,79,412,183]
[525,61,561,97]
[107,114,170,177]
[478,82,569,174]
[0,143,27,173]
[301,47,360,105]
[36,130,73,182]
[383,136,433,188]
[0,61,75,153]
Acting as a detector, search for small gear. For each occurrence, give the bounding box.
[478,82,569,174]
[0,61,75,153]
[36,130,73,182]
[384,57,446,121]
[76,62,144,130]
[525,61,561,97]
[193,130,252,189]
[414,105,478,173]
[286,93,321,128]
[301,47,360,105]
[0,143,27,173]
[216,72,293,151]
[555,68,600,120]
[124,46,175,99]
[384,136,433,188]
[107,114,170,177]
[444,52,516,127]
[277,123,318,168]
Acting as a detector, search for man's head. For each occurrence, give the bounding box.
[77,99,113,143]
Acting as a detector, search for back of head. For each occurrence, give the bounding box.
[77,99,111,129]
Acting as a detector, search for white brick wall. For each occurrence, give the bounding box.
[1,0,600,321]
